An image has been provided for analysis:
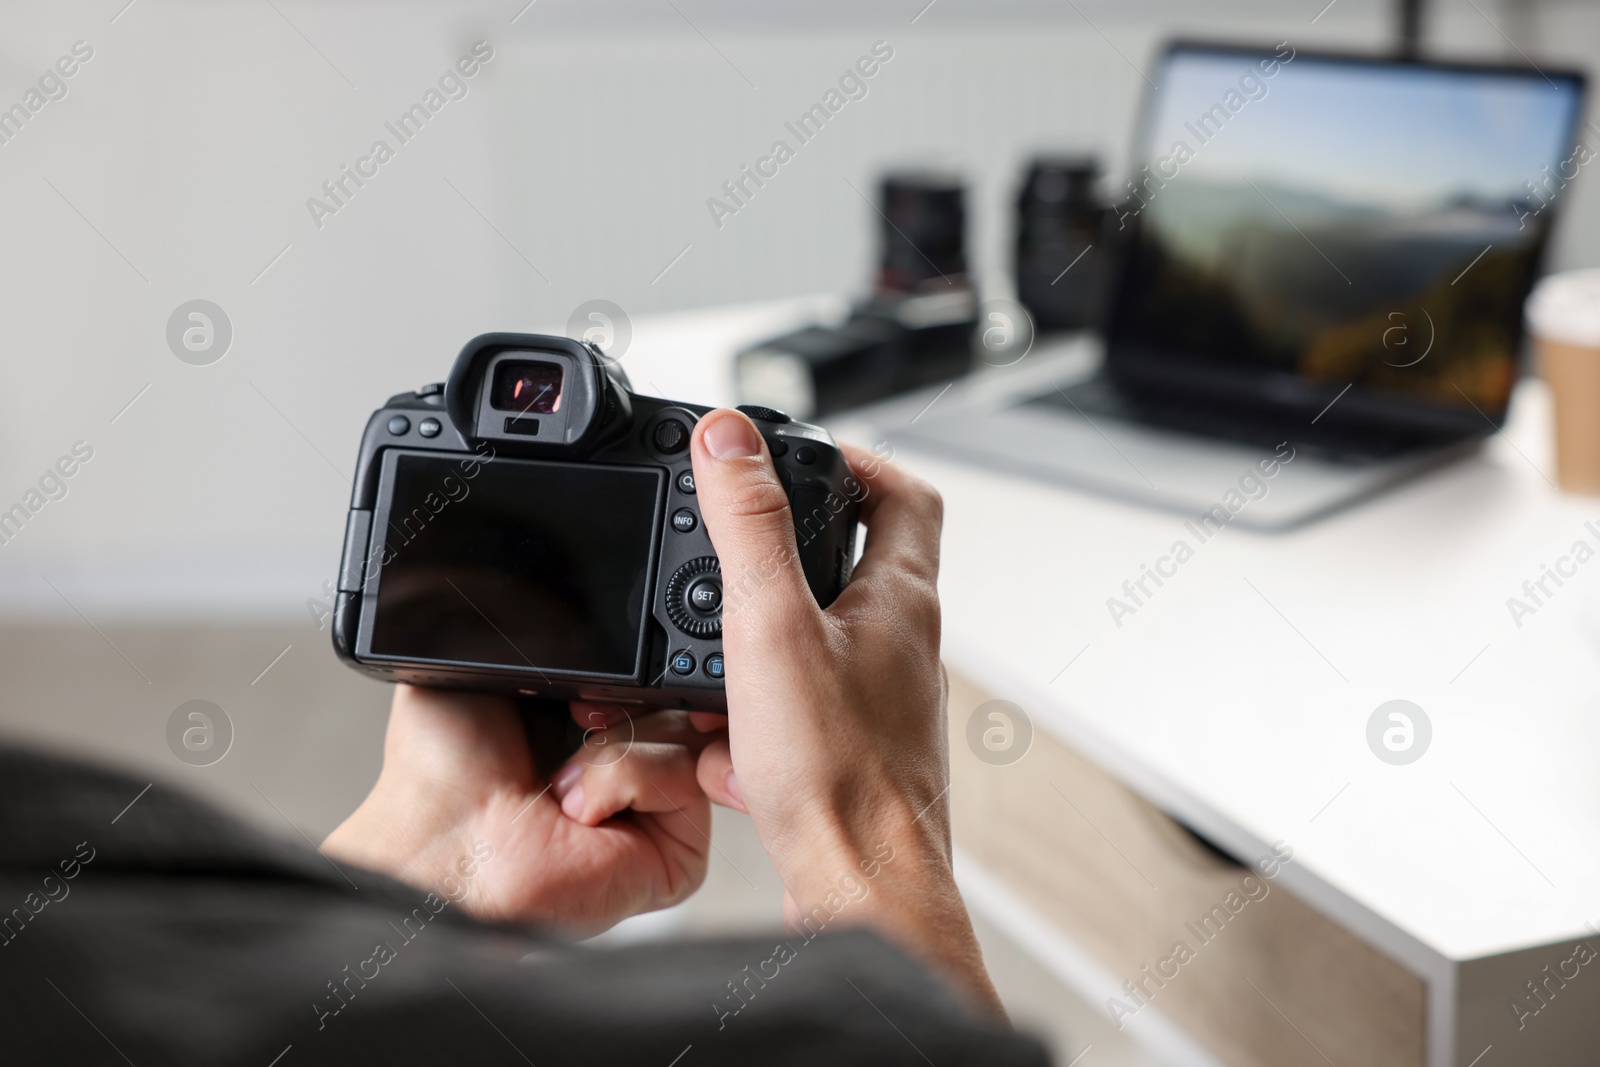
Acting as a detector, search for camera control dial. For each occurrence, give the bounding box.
[665,556,722,638]
[735,404,790,424]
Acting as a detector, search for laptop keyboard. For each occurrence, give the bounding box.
[1026,375,1439,465]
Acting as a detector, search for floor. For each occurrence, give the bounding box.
[0,621,1174,1067]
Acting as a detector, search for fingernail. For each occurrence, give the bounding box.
[702,412,761,460]
[688,711,728,733]
[724,769,746,811]
[551,760,583,801]
[559,784,586,821]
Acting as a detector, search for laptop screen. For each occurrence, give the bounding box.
[1105,43,1585,431]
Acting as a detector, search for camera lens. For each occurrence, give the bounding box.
[876,172,967,293]
[491,360,564,414]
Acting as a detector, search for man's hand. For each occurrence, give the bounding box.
[685,409,1004,1018]
[323,686,712,937]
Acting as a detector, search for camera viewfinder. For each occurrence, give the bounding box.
[491,360,564,414]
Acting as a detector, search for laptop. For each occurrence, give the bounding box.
[898,42,1587,529]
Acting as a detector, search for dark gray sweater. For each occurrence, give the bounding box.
[0,746,1050,1066]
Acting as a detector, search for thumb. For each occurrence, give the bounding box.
[689,409,815,631]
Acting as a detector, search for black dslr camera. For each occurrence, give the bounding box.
[331,333,860,711]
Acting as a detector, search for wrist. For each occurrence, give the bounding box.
[776,813,1005,1020]
[323,776,499,916]
[775,781,956,934]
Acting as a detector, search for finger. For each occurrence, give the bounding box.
[568,702,638,731]
[569,703,692,741]
[694,736,746,812]
[386,685,532,786]
[570,709,718,773]
[688,711,728,734]
[550,742,708,827]
[837,441,944,588]
[690,409,818,632]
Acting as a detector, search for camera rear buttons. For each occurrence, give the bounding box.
[653,418,690,454]
[676,470,696,494]
[704,653,725,680]
[794,445,816,465]
[418,417,441,438]
[386,416,410,435]
[767,438,788,457]
[669,650,696,676]
[671,508,698,534]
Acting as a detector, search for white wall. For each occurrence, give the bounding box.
[0,0,1594,619]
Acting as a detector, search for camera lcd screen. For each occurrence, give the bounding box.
[367,454,661,677]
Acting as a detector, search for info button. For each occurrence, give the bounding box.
[687,577,722,615]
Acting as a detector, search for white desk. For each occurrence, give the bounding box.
[626,299,1600,1067]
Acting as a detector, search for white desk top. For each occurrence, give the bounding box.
[627,298,1600,974]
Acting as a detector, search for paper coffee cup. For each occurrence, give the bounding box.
[1528,269,1600,495]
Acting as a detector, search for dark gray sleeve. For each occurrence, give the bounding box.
[0,747,1050,1067]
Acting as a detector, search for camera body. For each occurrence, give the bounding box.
[331,333,860,711]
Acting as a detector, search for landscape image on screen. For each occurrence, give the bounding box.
[1113,51,1581,412]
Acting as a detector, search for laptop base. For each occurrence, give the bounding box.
[892,362,1481,532]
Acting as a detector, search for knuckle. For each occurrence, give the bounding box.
[876,573,941,642]
[721,473,793,526]
[911,479,944,527]
[855,450,893,481]
[652,742,696,776]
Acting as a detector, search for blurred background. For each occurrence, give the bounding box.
[1,2,1596,1063]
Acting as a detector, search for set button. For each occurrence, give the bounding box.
[688,577,722,614]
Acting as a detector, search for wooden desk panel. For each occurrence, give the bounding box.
[947,670,1426,1067]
